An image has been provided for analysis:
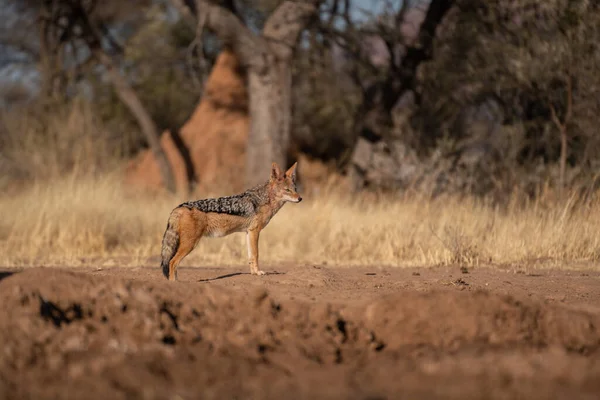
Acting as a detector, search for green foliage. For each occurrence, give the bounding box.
[292,39,361,164]
[92,4,199,152]
[417,0,600,167]
[169,18,196,49]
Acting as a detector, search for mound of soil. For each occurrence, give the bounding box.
[124,50,249,195]
[0,268,599,399]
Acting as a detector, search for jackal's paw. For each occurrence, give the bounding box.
[252,270,266,276]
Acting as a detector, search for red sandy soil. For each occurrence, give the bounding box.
[1,264,599,400]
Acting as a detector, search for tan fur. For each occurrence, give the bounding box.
[161,162,301,281]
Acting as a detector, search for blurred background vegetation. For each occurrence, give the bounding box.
[1,0,599,200]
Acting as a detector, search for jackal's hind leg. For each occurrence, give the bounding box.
[168,239,195,281]
[246,229,264,276]
[168,218,202,281]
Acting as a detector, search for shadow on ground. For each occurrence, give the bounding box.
[198,271,285,282]
[0,270,16,282]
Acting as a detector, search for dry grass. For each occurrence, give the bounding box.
[2,100,600,270]
[0,99,133,187]
[2,173,600,269]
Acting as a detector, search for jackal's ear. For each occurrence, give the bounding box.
[285,162,298,182]
[270,162,283,181]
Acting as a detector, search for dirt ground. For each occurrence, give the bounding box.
[1,264,600,400]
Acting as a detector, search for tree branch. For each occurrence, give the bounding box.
[173,0,321,70]
[194,0,269,71]
[65,0,177,192]
[400,0,454,78]
[170,0,196,28]
[565,73,573,123]
[548,102,562,130]
[263,0,323,60]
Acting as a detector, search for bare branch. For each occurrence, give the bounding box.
[549,102,562,130]
[173,0,321,69]
[401,0,453,76]
[565,73,573,123]
[98,21,124,54]
[194,0,269,70]
[170,0,196,28]
[395,0,411,30]
[325,0,339,28]
[186,5,208,91]
[263,0,322,60]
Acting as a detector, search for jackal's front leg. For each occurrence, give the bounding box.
[246,229,265,276]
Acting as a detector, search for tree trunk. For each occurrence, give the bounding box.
[175,0,321,188]
[559,125,567,194]
[96,51,177,194]
[38,11,60,101]
[245,59,292,186]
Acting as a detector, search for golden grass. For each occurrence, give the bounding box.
[2,172,600,270]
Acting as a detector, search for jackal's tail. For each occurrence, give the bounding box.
[161,209,181,279]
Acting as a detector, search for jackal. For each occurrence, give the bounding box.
[160,162,302,281]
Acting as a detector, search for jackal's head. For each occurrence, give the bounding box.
[269,162,302,203]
